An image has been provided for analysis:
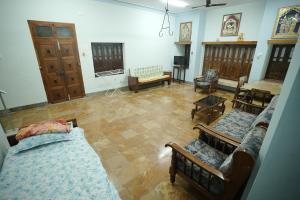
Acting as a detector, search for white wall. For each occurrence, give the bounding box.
[248,0,300,81]
[244,37,300,200]
[0,0,175,109]
[203,1,266,42]
[176,1,266,78]
[174,11,206,82]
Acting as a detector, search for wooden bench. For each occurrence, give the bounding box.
[128,66,171,92]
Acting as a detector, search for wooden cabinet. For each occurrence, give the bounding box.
[202,41,257,81]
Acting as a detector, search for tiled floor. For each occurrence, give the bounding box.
[1,83,234,199]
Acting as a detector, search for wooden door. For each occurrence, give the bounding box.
[28,20,85,103]
[265,44,295,81]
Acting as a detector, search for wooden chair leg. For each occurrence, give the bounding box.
[169,167,176,184]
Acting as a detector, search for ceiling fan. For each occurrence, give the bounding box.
[192,0,227,9]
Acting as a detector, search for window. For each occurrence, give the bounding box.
[91,43,124,77]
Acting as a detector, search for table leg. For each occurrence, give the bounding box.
[207,108,212,125]
[183,68,186,83]
[221,102,225,115]
[172,67,175,82]
[191,109,195,120]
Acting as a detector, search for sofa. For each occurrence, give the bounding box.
[165,96,278,200]
[128,66,171,92]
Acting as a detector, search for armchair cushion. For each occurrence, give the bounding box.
[212,109,257,140]
[184,139,228,169]
[176,139,227,195]
[195,81,210,86]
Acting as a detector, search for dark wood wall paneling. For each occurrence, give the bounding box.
[265,44,295,81]
[203,44,256,81]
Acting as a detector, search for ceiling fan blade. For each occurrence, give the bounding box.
[192,5,206,9]
[210,3,227,7]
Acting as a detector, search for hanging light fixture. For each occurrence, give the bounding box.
[159,0,173,37]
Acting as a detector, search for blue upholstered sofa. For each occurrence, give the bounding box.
[166,96,278,200]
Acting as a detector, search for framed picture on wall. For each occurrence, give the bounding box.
[220,13,242,36]
[272,5,300,39]
[179,22,192,42]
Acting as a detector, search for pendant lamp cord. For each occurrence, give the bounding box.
[159,1,173,37]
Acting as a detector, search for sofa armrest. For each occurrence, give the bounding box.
[194,123,241,146]
[165,142,229,181]
[163,71,172,77]
[128,76,139,84]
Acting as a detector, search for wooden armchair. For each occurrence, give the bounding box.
[165,123,266,200]
[194,69,219,94]
[248,89,272,107]
[232,76,250,107]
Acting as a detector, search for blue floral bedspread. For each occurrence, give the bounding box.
[0,128,120,200]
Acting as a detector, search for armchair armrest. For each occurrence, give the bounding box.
[165,142,229,182]
[194,76,205,82]
[194,123,241,145]
[232,99,265,114]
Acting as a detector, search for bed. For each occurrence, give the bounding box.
[0,120,120,200]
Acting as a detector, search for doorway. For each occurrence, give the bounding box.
[265,44,295,81]
[28,20,85,103]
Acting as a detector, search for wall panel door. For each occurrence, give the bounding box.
[28,20,85,103]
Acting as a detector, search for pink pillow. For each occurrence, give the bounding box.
[16,120,71,141]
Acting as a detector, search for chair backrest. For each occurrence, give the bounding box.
[250,88,272,107]
[204,69,218,82]
[234,76,248,99]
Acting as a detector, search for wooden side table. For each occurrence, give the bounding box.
[173,65,186,83]
[191,95,226,124]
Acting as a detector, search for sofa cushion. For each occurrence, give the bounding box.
[139,75,170,83]
[213,109,257,140]
[251,95,279,128]
[131,66,163,79]
[219,127,267,174]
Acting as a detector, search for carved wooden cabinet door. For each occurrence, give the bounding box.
[28,20,85,103]
[203,44,256,81]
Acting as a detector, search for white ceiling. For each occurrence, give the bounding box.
[109,0,259,13]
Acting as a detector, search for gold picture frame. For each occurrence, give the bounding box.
[221,13,242,36]
[272,5,300,39]
[179,22,192,42]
